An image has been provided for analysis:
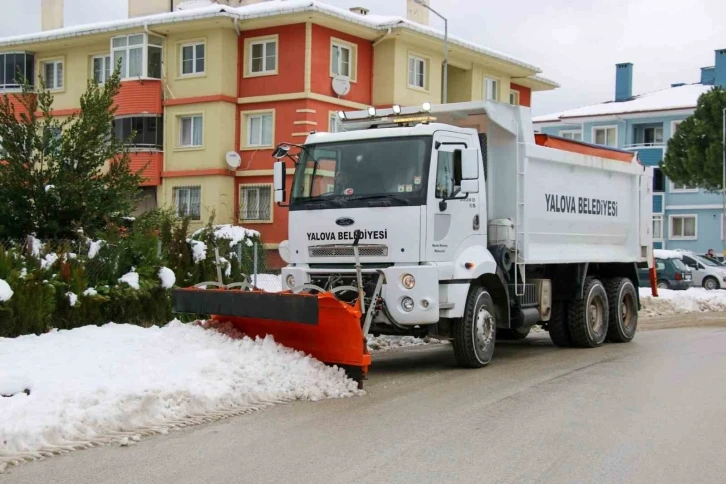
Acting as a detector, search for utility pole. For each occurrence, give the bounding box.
[722,107,725,259]
[414,0,448,104]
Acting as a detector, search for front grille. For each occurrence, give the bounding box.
[309,244,388,258]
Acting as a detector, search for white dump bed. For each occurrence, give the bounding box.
[433,101,653,266]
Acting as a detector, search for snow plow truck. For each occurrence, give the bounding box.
[172,100,654,388]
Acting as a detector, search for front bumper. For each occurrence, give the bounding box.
[282,264,440,325]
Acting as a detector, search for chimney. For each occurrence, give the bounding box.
[701,67,715,85]
[715,48,726,88]
[406,0,429,25]
[41,0,63,31]
[350,7,369,16]
[128,0,176,18]
[615,62,633,102]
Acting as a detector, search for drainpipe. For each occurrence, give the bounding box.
[233,18,240,36]
[372,27,392,47]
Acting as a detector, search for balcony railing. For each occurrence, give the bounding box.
[622,142,665,150]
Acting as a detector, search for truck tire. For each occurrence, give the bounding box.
[498,326,530,340]
[568,278,609,348]
[605,278,638,343]
[547,301,572,347]
[452,286,497,368]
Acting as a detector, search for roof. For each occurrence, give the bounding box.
[0,0,554,84]
[533,83,713,123]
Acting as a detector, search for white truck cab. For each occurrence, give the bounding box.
[271,101,653,368]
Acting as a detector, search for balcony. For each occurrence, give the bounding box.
[128,151,162,186]
[623,144,664,166]
[114,80,163,116]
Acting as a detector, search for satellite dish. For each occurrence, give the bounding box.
[278,240,291,264]
[225,151,241,170]
[332,75,351,97]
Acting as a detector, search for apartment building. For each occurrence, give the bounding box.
[533,49,726,253]
[0,0,558,265]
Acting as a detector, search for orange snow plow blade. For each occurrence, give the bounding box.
[171,288,371,385]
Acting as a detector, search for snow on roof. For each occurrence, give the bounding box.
[654,249,683,260]
[532,83,712,123]
[0,0,543,74]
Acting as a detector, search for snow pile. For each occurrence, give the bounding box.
[654,249,682,260]
[193,224,260,249]
[639,287,726,318]
[0,321,361,470]
[252,274,283,292]
[0,279,13,302]
[66,292,78,307]
[88,240,104,259]
[158,267,176,289]
[28,236,42,257]
[190,240,207,263]
[118,270,139,290]
[366,334,448,352]
[83,287,97,297]
[40,252,59,269]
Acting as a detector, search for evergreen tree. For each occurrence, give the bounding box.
[660,87,726,192]
[0,66,143,239]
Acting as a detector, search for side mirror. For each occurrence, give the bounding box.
[460,179,479,194]
[273,161,286,203]
[272,144,291,159]
[461,148,479,180]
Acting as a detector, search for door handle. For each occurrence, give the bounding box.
[473,214,480,230]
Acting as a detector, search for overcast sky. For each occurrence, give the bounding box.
[3,0,725,116]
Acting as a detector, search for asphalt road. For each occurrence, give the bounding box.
[4,318,726,484]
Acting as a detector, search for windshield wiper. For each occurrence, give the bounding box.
[349,194,411,205]
[303,195,343,209]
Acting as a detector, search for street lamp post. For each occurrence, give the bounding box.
[414,0,447,104]
[722,107,726,258]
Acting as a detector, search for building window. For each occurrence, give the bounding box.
[672,120,683,134]
[484,77,499,101]
[173,186,201,220]
[181,42,205,75]
[0,52,35,91]
[407,55,426,89]
[42,60,63,90]
[670,180,698,192]
[239,184,272,222]
[179,115,203,147]
[593,126,617,147]
[332,43,352,78]
[92,55,111,84]
[245,112,273,147]
[669,215,697,240]
[113,116,163,149]
[249,37,277,74]
[643,126,663,145]
[561,130,583,141]
[653,168,665,192]
[111,33,163,80]
[509,90,520,105]
[653,215,663,239]
[329,112,342,133]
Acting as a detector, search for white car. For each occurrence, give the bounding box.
[673,250,726,290]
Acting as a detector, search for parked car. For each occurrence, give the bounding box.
[673,249,726,290]
[638,249,692,290]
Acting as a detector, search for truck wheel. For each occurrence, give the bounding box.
[703,277,718,290]
[568,278,609,348]
[605,278,638,343]
[452,286,497,368]
[498,326,530,340]
[547,301,572,347]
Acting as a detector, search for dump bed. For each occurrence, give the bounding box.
[431,101,653,266]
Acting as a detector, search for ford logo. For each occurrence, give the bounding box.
[336,217,355,227]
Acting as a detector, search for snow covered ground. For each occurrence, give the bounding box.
[638,287,726,318]
[367,334,448,352]
[0,321,361,472]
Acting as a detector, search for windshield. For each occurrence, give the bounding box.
[672,258,689,271]
[693,254,720,267]
[290,136,432,209]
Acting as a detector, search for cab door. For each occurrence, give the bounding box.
[425,131,482,264]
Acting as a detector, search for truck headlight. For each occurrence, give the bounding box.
[401,297,414,312]
[285,274,296,289]
[402,274,415,289]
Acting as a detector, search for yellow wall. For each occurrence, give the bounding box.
[163,101,237,172]
[392,38,443,106]
[471,65,512,103]
[372,38,396,106]
[447,66,473,103]
[164,28,238,99]
[160,175,236,227]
